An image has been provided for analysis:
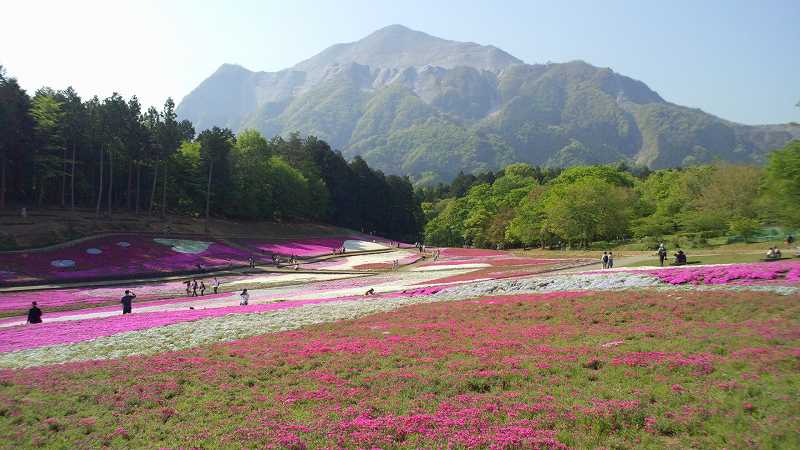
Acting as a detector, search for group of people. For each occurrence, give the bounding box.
[184,277,221,297]
[24,273,260,326]
[414,242,426,253]
[600,251,615,269]
[766,247,783,259]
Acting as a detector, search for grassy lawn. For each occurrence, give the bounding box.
[0,289,797,448]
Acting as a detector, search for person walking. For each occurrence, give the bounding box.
[199,281,206,296]
[239,289,250,306]
[184,279,191,296]
[26,302,42,324]
[658,247,667,267]
[601,252,609,269]
[607,252,614,269]
[192,280,198,297]
[121,290,136,315]
[212,277,220,294]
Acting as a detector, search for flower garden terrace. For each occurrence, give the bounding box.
[0,233,411,286]
[0,241,798,447]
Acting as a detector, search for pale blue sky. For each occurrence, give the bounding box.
[2,0,798,124]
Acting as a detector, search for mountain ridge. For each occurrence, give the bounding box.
[177,25,799,182]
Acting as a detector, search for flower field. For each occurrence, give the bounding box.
[0,241,798,448]
[0,288,797,448]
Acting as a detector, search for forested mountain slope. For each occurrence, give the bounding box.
[177,25,800,182]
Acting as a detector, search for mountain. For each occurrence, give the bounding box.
[177,24,800,183]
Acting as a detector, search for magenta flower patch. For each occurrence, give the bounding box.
[236,237,351,257]
[647,261,800,285]
[0,235,252,283]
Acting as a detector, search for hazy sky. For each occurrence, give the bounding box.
[2,0,798,124]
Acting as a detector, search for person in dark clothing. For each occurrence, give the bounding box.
[192,280,198,297]
[26,302,42,324]
[121,290,136,314]
[658,248,667,266]
[184,280,191,295]
[199,281,206,296]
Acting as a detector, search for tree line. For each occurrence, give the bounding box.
[0,66,423,240]
[422,141,800,249]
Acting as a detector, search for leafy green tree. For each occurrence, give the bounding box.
[230,129,274,219]
[268,155,314,220]
[728,217,761,242]
[760,140,800,227]
[549,165,637,188]
[197,127,235,229]
[158,98,194,217]
[424,197,468,247]
[541,176,634,247]
[56,87,86,210]
[506,185,548,246]
[30,88,65,205]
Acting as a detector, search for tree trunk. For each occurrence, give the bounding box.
[135,163,141,214]
[0,154,6,210]
[70,143,76,211]
[126,160,133,211]
[161,159,168,218]
[61,147,67,208]
[149,161,158,216]
[204,159,214,232]
[107,149,113,218]
[38,177,46,206]
[95,147,104,217]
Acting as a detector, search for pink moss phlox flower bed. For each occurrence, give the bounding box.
[0,235,251,283]
[0,293,395,353]
[1,290,796,447]
[647,261,800,285]
[0,279,199,314]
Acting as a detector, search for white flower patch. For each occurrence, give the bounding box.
[115,241,131,248]
[429,272,662,300]
[343,240,387,252]
[85,248,102,255]
[50,259,76,268]
[153,238,212,254]
[317,250,416,270]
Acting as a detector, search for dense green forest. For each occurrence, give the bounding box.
[0,67,423,240]
[420,141,800,249]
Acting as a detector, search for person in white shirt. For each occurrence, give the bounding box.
[239,289,250,306]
